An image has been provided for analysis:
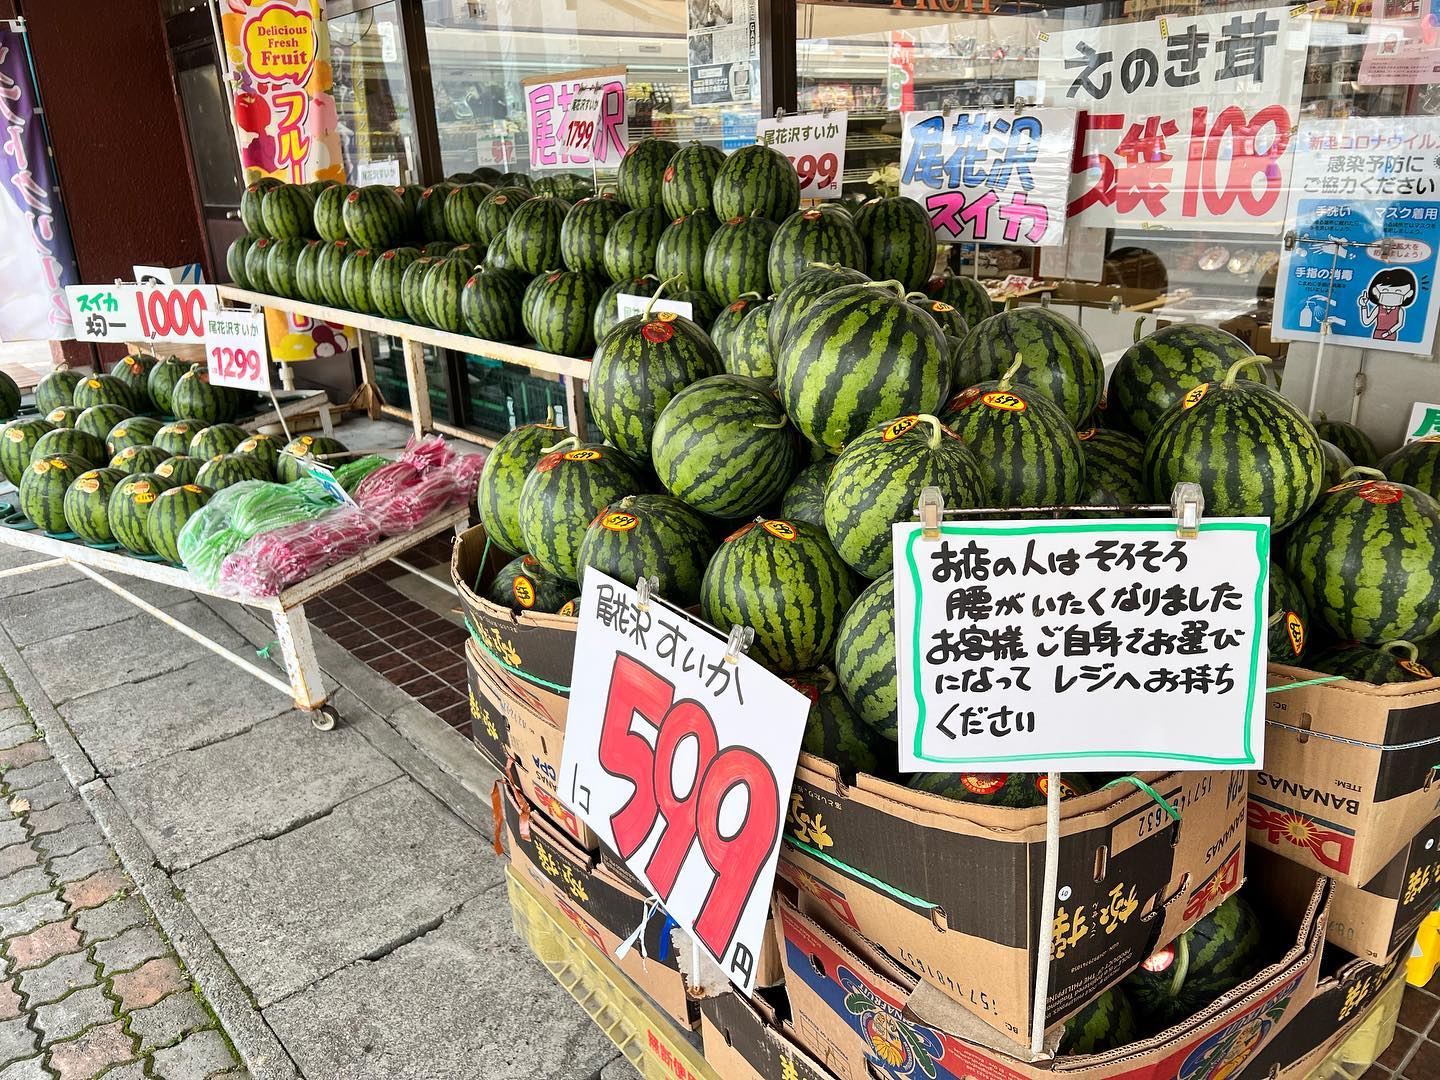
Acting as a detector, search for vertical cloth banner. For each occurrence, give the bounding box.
[899,109,1077,247]
[1273,116,1440,356]
[521,67,628,171]
[0,27,78,342]
[887,31,915,113]
[687,0,759,106]
[1038,8,1311,233]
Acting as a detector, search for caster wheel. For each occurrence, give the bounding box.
[311,704,339,732]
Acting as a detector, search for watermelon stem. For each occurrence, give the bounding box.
[1340,466,1387,482]
[1132,316,1145,344]
[1221,355,1270,389]
[541,435,578,454]
[754,415,789,430]
[1384,640,1420,661]
[1169,931,1190,998]
[646,277,679,317]
[997,353,1024,390]
[917,414,944,450]
[873,279,905,296]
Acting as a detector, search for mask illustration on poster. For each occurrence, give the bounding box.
[1359,267,1419,341]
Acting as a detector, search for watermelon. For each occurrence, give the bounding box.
[952,308,1104,428]
[343,186,407,251]
[1110,324,1257,438]
[20,454,89,532]
[777,283,948,453]
[110,354,156,408]
[43,407,79,430]
[35,369,83,415]
[108,472,168,553]
[62,467,125,545]
[522,270,603,356]
[243,237,274,293]
[421,257,471,332]
[703,214,777,304]
[73,374,137,413]
[340,248,378,313]
[825,415,987,578]
[576,493,714,604]
[313,182,354,242]
[233,432,281,473]
[360,247,413,318]
[712,144,799,224]
[314,240,352,307]
[1143,357,1324,531]
[701,517,857,674]
[1078,427,1145,510]
[275,435,347,484]
[399,256,437,323]
[75,405,132,442]
[146,483,210,564]
[31,427,102,468]
[505,195,570,275]
[294,239,329,303]
[768,206,866,293]
[1269,561,1311,663]
[264,237,307,298]
[147,356,189,415]
[672,289,721,327]
[487,554,573,614]
[851,197,934,292]
[591,311,722,458]
[560,193,629,276]
[652,374,799,519]
[154,455,202,488]
[424,241,455,258]
[836,573,897,738]
[909,295,970,360]
[105,416,162,457]
[593,276,655,347]
[472,167,504,185]
[478,419,570,556]
[1379,437,1440,500]
[171,368,239,426]
[659,142,722,218]
[226,234,256,289]
[768,264,871,357]
[722,298,775,380]
[603,207,668,283]
[654,210,719,292]
[0,418,55,485]
[461,269,526,343]
[391,184,421,236]
[476,186,533,246]
[1315,414,1378,468]
[942,362,1084,509]
[926,272,994,329]
[1124,896,1265,1031]
[1285,473,1440,644]
[710,293,763,361]
[153,420,200,457]
[190,423,248,460]
[1060,987,1138,1057]
[1315,640,1434,684]
[1316,439,1354,489]
[195,453,266,491]
[111,445,169,476]
[908,772,1092,808]
[239,177,282,235]
[484,232,522,277]
[260,184,316,240]
[617,137,680,210]
[780,460,832,529]
[790,670,881,777]
[517,441,648,581]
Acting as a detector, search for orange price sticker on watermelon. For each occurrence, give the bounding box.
[202,309,271,393]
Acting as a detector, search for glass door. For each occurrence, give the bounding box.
[327,1,424,182]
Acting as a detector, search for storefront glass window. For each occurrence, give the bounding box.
[328,2,421,181]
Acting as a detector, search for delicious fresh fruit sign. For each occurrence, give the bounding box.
[559,568,808,994]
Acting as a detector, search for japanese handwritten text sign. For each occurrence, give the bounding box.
[755,112,848,200]
[1038,8,1310,233]
[900,108,1076,248]
[559,569,808,994]
[203,309,271,393]
[523,67,627,171]
[65,284,218,345]
[892,518,1270,773]
[1273,116,1440,357]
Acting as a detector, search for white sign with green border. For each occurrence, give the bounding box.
[1406,401,1440,443]
[891,517,1270,773]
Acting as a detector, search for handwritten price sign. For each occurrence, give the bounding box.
[756,111,847,200]
[203,309,271,392]
[559,569,807,993]
[65,284,218,344]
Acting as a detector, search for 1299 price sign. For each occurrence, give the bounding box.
[202,309,272,393]
[560,569,808,993]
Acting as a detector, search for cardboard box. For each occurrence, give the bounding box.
[700,990,839,1080]
[1315,814,1440,963]
[774,866,1330,1080]
[1247,663,1440,887]
[464,636,509,770]
[499,780,699,1031]
[782,760,1249,1044]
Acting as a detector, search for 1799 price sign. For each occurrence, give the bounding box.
[559,570,807,993]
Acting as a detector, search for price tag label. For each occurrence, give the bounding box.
[356,158,402,186]
[560,82,606,158]
[203,309,271,392]
[559,569,808,994]
[614,294,694,322]
[302,459,357,506]
[65,284,218,344]
[755,110,847,199]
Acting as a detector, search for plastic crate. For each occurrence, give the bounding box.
[506,866,719,1080]
[1314,968,1407,1079]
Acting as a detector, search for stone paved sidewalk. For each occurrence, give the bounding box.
[0,679,243,1080]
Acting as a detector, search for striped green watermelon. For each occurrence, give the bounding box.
[226,235,256,289]
[1269,560,1310,663]
[1285,473,1440,643]
[421,257,471,332]
[43,407,79,430]
[105,417,161,457]
[190,423,248,460]
[343,186,407,251]
[195,453,268,490]
[75,405,132,442]
[1124,895,1265,1031]
[484,232,523,277]
[314,240,352,307]
[461,270,526,343]
[473,167,504,185]
[1061,987,1138,1057]
[1315,640,1434,684]
[703,215,777,304]
[264,237,307,299]
[32,427,102,467]
[1318,439,1354,488]
[145,483,210,564]
[710,293,763,361]
[35,369,82,415]
[825,415,987,578]
[603,207,668,283]
[780,460,832,529]
[712,144,798,224]
[313,182,354,242]
[153,420,200,457]
[366,247,419,319]
[952,308,1103,428]
[722,298,775,380]
[852,197,934,292]
[908,294,970,356]
[488,554,572,614]
[560,193,629,276]
[392,185,421,235]
[518,440,648,581]
[244,238,274,294]
[339,249,378,313]
[1143,357,1324,531]
[768,207,866,293]
[305,179,337,200]
[261,184,316,240]
[522,270,603,356]
[442,183,493,245]
[410,182,451,242]
[593,276,655,346]
[62,467,125,545]
[836,573,897,738]
[655,210,719,291]
[400,256,437,323]
[591,311,722,457]
[701,517,857,674]
[1315,414,1378,468]
[777,283,948,453]
[942,360,1084,508]
[233,432,281,473]
[663,142,724,218]
[768,264,871,357]
[0,372,16,421]
[1110,324,1257,438]
[478,419,569,556]
[170,368,238,426]
[617,138,680,210]
[672,289,720,327]
[108,472,167,553]
[275,435,346,484]
[505,195,571,276]
[145,355,184,418]
[0,418,54,485]
[73,374,137,413]
[288,240,326,303]
[1380,437,1440,499]
[576,492,714,604]
[239,177,282,235]
[20,454,89,532]
[110,354,155,410]
[155,455,201,487]
[1078,427,1145,510]
[926,272,995,329]
[790,669,881,777]
[909,771,1092,807]
[110,445,169,476]
[476,186,533,245]
[424,241,455,257]
[652,374,798,519]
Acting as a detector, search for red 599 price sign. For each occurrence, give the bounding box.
[559,569,808,993]
[202,309,271,393]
